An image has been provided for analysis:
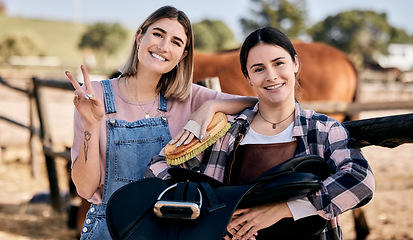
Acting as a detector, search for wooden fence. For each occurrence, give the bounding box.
[0,76,73,212]
[301,100,413,115]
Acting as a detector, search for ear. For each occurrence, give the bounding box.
[246,76,253,86]
[293,55,300,74]
[180,50,188,61]
[135,29,143,46]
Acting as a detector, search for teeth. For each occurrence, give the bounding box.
[265,83,283,90]
[151,53,165,61]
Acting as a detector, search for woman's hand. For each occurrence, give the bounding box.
[171,96,256,147]
[65,65,105,125]
[170,100,216,147]
[224,202,293,240]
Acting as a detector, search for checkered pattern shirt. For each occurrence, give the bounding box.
[146,101,375,240]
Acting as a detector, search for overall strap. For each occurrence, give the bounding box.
[158,92,168,112]
[101,79,117,114]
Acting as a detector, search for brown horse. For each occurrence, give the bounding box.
[193,41,359,121]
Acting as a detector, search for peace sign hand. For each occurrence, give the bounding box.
[65,65,105,125]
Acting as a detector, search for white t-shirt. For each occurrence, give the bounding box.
[241,122,294,145]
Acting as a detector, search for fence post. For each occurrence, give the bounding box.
[28,80,40,178]
[196,77,222,92]
[32,77,62,213]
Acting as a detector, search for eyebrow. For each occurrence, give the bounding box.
[249,57,285,69]
[153,27,185,45]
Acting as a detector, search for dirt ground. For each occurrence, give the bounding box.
[0,76,413,239]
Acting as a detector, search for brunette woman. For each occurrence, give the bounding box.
[147,26,374,240]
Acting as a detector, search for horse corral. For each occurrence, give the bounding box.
[194,41,359,121]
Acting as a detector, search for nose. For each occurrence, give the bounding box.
[266,69,277,81]
[157,40,168,52]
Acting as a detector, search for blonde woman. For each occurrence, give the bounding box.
[65,6,256,239]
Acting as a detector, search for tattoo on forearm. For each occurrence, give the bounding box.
[84,131,91,163]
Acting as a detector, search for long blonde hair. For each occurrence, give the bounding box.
[119,6,194,100]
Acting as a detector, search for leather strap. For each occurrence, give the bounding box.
[199,182,226,212]
[186,181,199,202]
[168,222,180,240]
[168,182,201,240]
[174,182,187,201]
[183,120,202,140]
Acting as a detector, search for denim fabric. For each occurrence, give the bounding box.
[80,80,171,239]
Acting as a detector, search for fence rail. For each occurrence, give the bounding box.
[0,76,74,213]
[302,100,413,115]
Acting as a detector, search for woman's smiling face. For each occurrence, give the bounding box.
[136,18,188,75]
[246,43,299,106]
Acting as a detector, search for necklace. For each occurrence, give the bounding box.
[258,109,295,129]
[125,78,158,119]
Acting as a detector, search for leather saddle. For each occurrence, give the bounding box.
[106,155,330,240]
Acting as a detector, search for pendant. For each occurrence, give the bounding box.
[144,113,150,119]
[272,124,277,129]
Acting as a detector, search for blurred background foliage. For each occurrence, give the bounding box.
[0,31,45,60]
[193,19,239,52]
[240,0,308,38]
[308,10,413,66]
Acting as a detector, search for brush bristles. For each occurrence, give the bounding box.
[166,123,231,166]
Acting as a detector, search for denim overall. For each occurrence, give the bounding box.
[80,79,172,239]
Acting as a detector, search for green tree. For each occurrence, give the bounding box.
[78,22,127,67]
[0,32,44,62]
[240,0,307,38]
[308,10,413,66]
[193,19,238,52]
[389,27,413,44]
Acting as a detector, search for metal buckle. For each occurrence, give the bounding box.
[153,183,202,220]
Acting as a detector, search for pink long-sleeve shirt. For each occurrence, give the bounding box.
[71,78,234,204]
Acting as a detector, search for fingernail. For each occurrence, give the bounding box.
[184,139,190,145]
[169,140,175,145]
[84,95,89,100]
[175,141,181,148]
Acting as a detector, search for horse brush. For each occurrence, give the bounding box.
[164,112,231,165]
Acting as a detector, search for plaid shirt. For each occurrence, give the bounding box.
[146,101,375,240]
